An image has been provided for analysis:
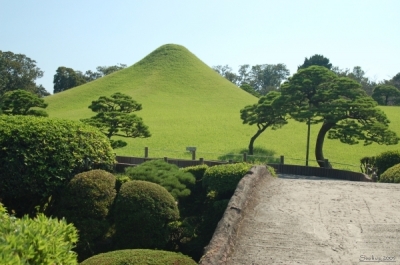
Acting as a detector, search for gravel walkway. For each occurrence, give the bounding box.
[226,174,400,264]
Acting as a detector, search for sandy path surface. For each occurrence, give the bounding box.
[227,174,400,265]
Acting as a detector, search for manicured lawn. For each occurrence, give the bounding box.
[45,44,400,171]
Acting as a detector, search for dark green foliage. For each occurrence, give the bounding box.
[124,160,195,200]
[281,66,399,167]
[53,66,86,93]
[298,54,332,70]
[240,83,260,97]
[389,72,400,89]
[54,170,117,260]
[80,249,196,265]
[360,156,376,173]
[372,85,400,105]
[0,115,115,216]
[202,163,252,198]
[240,91,288,155]
[375,150,400,176]
[81,92,150,149]
[0,50,45,96]
[0,203,78,265]
[1,89,48,116]
[181,198,229,262]
[95,64,127,77]
[379,164,400,183]
[182,164,208,183]
[179,165,208,217]
[114,180,179,250]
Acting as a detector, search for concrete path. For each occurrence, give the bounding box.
[226,174,400,264]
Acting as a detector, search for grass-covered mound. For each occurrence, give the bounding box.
[80,249,196,265]
[44,44,257,159]
[44,44,400,169]
[114,180,179,249]
[0,115,115,216]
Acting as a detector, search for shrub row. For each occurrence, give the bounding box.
[0,115,115,216]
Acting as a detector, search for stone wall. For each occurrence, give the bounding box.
[199,166,271,265]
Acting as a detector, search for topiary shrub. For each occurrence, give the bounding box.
[0,115,115,216]
[375,150,400,177]
[179,164,208,213]
[379,164,400,183]
[114,180,179,250]
[80,249,196,265]
[0,203,78,265]
[54,169,117,261]
[124,160,195,200]
[202,163,252,199]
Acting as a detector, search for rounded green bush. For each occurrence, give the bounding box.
[80,249,196,265]
[54,170,117,260]
[379,164,400,183]
[375,150,400,176]
[202,163,252,198]
[124,160,195,200]
[114,180,179,249]
[0,115,115,216]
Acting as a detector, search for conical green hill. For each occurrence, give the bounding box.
[44,44,400,167]
[45,44,258,158]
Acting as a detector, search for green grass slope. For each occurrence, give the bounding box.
[45,44,400,171]
[45,44,258,157]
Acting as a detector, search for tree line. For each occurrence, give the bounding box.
[53,64,127,94]
[214,54,400,105]
[0,50,126,97]
[240,64,399,168]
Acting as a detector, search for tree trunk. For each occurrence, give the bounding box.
[315,122,335,168]
[248,125,268,155]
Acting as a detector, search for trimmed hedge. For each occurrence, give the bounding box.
[124,160,195,200]
[0,115,115,216]
[0,203,78,265]
[375,150,400,176]
[114,180,179,249]
[202,163,252,197]
[179,165,209,217]
[54,170,117,260]
[80,249,196,265]
[380,164,400,183]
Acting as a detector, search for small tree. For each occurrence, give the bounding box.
[0,89,48,116]
[81,92,151,149]
[240,91,288,155]
[372,84,400,105]
[281,66,399,167]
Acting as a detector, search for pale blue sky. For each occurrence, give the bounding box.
[1,0,399,94]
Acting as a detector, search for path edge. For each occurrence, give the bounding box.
[198,165,271,265]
